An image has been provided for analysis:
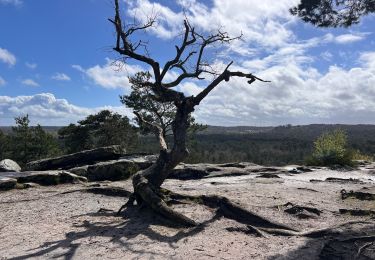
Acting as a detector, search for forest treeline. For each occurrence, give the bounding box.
[1,111,374,166]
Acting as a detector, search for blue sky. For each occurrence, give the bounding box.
[0,0,374,126]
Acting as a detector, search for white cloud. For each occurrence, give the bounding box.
[359,52,375,69]
[0,76,6,86]
[126,0,300,50]
[191,52,375,126]
[25,62,37,69]
[21,79,39,87]
[0,47,16,66]
[52,73,71,81]
[0,93,133,126]
[335,33,366,44]
[74,58,143,90]
[0,0,22,6]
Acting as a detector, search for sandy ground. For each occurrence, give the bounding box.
[0,165,374,260]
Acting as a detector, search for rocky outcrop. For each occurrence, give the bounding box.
[168,162,289,180]
[0,159,21,172]
[0,171,87,186]
[0,177,17,190]
[69,155,157,181]
[24,145,127,171]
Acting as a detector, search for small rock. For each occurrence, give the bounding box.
[256,173,281,178]
[0,159,21,172]
[22,182,39,189]
[0,177,17,190]
[282,202,322,219]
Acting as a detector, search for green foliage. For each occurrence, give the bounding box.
[351,150,374,162]
[7,115,60,165]
[58,110,138,153]
[120,72,205,139]
[0,129,10,159]
[307,129,354,166]
[291,0,375,28]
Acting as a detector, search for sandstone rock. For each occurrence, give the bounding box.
[5,171,87,186]
[169,162,283,180]
[0,159,21,172]
[0,177,17,191]
[69,155,157,181]
[24,145,127,171]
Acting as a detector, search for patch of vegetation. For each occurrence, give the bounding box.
[0,115,61,166]
[58,110,138,153]
[306,129,354,166]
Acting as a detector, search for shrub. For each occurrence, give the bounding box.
[307,129,354,166]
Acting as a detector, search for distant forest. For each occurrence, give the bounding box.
[135,124,375,166]
[1,123,375,166]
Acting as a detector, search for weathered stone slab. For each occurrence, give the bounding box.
[0,159,21,172]
[2,171,87,186]
[24,145,127,171]
[0,177,17,191]
[168,162,286,180]
[69,155,157,181]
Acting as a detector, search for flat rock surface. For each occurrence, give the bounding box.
[24,146,127,171]
[0,163,374,259]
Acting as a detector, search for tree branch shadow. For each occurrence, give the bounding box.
[8,204,222,260]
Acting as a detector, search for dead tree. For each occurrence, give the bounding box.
[110,0,277,227]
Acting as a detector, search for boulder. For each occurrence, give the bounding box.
[24,145,127,171]
[69,155,157,181]
[3,171,87,186]
[0,159,21,172]
[0,177,17,191]
[169,162,270,180]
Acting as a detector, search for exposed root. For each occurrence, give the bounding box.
[160,189,297,231]
[339,208,375,217]
[341,189,375,201]
[258,221,375,238]
[117,194,136,215]
[226,225,268,238]
[128,174,197,227]
[85,187,132,198]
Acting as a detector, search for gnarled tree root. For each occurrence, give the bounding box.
[161,190,297,231]
[118,183,297,231]
[120,174,198,227]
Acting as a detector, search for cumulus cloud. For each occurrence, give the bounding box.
[192,52,375,126]
[0,76,6,86]
[126,0,299,50]
[73,59,143,90]
[0,47,16,66]
[52,73,71,81]
[0,93,133,126]
[21,79,39,87]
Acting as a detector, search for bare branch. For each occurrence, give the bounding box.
[110,0,161,81]
[134,111,168,151]
[194,61,270,105]
[160,20,196,80]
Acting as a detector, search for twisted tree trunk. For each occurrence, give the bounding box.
[128,98,197,226]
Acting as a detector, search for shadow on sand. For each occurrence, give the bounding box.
[9,204,222,260]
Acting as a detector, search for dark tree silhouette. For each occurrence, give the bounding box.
[58,110,138,153]
[291,0,375,27]
[109,0,298,229]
